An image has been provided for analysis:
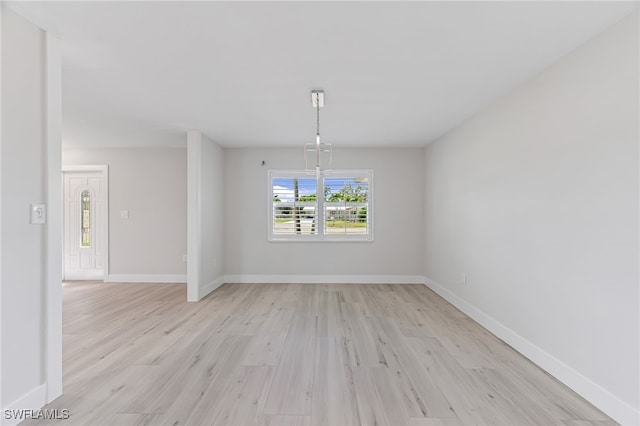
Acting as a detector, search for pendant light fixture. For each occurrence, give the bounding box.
[304,90,332,178]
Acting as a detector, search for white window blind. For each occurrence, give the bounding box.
[268,170,373,242]
[272,176,318,236]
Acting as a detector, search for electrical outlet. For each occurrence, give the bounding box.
[461,273,467,285]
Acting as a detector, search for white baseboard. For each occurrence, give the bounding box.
[106,274,187,283]
[198,276,225,301]
[2,384,47,426]
[424,276,639,426]
[63,270,104,281]
[223,274,425,284]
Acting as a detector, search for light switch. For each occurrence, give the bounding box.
[30,204,46,224]
[120,210,129,219]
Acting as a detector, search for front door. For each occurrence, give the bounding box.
[63,170,106,280]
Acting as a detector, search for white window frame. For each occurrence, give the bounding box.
[268,169,374,242]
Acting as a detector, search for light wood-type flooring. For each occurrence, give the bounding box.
[26,282,616,426]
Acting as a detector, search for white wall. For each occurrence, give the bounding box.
[1,6,62,419]
[44,31,63,405]
[2,5,45,407]
[187,131,225,301]
[1,3,4,414]
[200,134,225,297]
[62,148,187,281]
[423,13,639,425]
[224,147,425,282]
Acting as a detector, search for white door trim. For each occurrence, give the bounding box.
[62,165,109,281]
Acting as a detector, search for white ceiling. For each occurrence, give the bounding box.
[6,1,639,149]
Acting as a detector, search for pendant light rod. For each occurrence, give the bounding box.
[305,90,331,176]
[314,91,322,174]
[316,92,321,139]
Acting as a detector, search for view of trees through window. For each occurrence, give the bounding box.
[270,172,372,240]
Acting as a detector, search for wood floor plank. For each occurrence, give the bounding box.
[311,337,361,426]
[406,418,467,426]
[241,306,292,366]
[263,415,311,426]
[149,334,251,421]
[465,367,561,425]
[205,366,273,426]
[317,290,347,337]
[342,304,388,368]
[263,314,317,416]
[370,366,413,425]
[499,352,614,422]
[351,367,391,426]
[232,285,288,336]
[374,316,456,419]
[473,365,588,423]
[60,365,161,425]
[408,336,516,425]
[120,324,238,415]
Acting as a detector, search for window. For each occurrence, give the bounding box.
[269,170,373,241]
[81,190,91,247]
